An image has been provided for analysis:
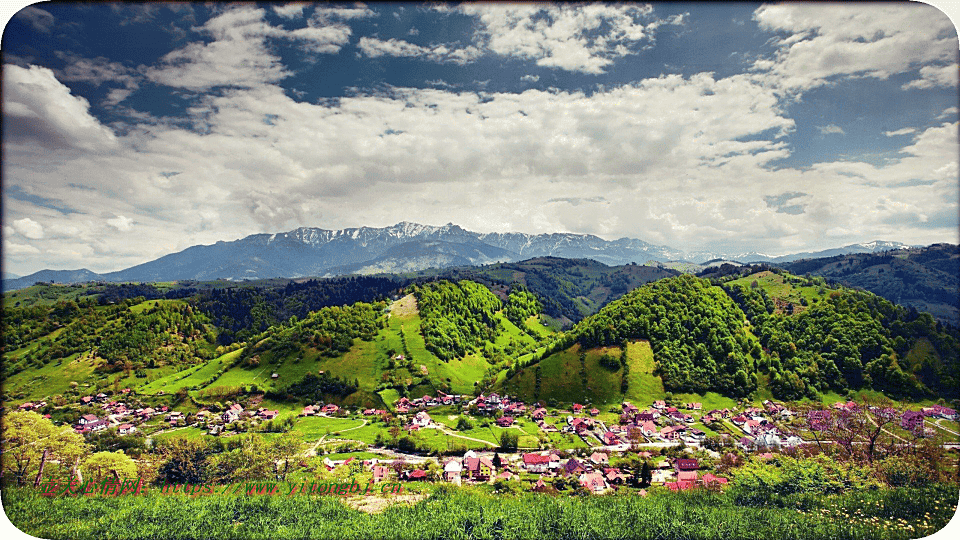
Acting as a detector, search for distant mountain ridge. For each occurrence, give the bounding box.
[2,221,917,290]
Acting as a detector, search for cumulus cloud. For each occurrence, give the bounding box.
[752,3,958,91]
[903,63,958,90]
[358,37,482,65]
[12,217,44,239]
[461,4,679,74]
[143,5,354,90]
[2,64,118,151]
[273,3,308,19]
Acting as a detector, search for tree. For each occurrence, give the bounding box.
[498,431,518,452]
[82,451,137,483]
[157,437,212,484]
[1,411,88,486]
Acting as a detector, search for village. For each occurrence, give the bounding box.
[14,388,959,496]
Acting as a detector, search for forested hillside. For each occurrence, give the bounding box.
[3,261,958,408]
[723,271,960,401]
[776,244,959,325]
[547,275,760,397]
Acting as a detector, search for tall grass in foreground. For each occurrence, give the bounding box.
[1,484,956,540]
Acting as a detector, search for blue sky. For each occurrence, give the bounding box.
[2,1,958,275]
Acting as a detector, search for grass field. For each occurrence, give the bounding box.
[293,416,367,442]
[500,340,664,407]
[4,483,957,540]
[4,352,98,401]
[727,271,826,314]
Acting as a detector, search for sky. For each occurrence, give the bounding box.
[2,1,959,276]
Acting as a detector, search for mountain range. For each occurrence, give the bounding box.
[2,221,915,291]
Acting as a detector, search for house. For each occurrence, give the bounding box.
[653,400,666,409]
[84,419,110,432]
[603,468,630,485]
[322,404,340,414]
[572,403,585,414]
[405,469,429,481]
[579,472,608,493]
[531,408,547,420]
[443,459,463,484]
[496,416,514,427]
[675,458,699,471]
[496,471,514,481]
[933,405,958,420]
[677,471,699,483]
[701,473,729,487]
[78,414,100,425]
[522,453,550,473]
[901,410,924,431]
[80,396,94,405]
[411,411,432,428]
[532,477,551,493]
[464,457,495,481]
[589,452,609,465]
[589,408,600,417]
[563,458,585,476]
[602,432,621,445]
[259,409,279,420]
[372,465,392,483]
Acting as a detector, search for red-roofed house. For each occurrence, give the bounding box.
[496,416,514,427]
[465,457,495,481]
[522,453,550,473]
[579,472,608,493]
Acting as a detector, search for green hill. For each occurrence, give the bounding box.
[2,266,957,410]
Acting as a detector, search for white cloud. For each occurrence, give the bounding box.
[107,215,134,231]
[521,74,539,82]
[884,127,916,137]
[273,3,307,19]
[938,106,959,120]
[358,37,481,65]
[461,4,678,74]
[5,242,41,256]
[816,124,845,135]
[313,5,377,21]
[752,3,958,91]
[12,217,44,239]
[14,6,54,33]
[2,64,117,151]
[903,63,958,90]
[143,6,354,90]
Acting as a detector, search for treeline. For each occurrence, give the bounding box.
[724,280,960,400]
[504,285,542,328]
[238,301,385,365]
[195,276,401,345]
[2,298,217,378]
[551,275,760,397]
[267,371,358,401]
[414,280,503,361]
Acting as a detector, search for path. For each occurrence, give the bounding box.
[305,419,368,456]
[434,425,498,447]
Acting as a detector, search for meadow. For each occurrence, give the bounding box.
[1,483,956,540]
